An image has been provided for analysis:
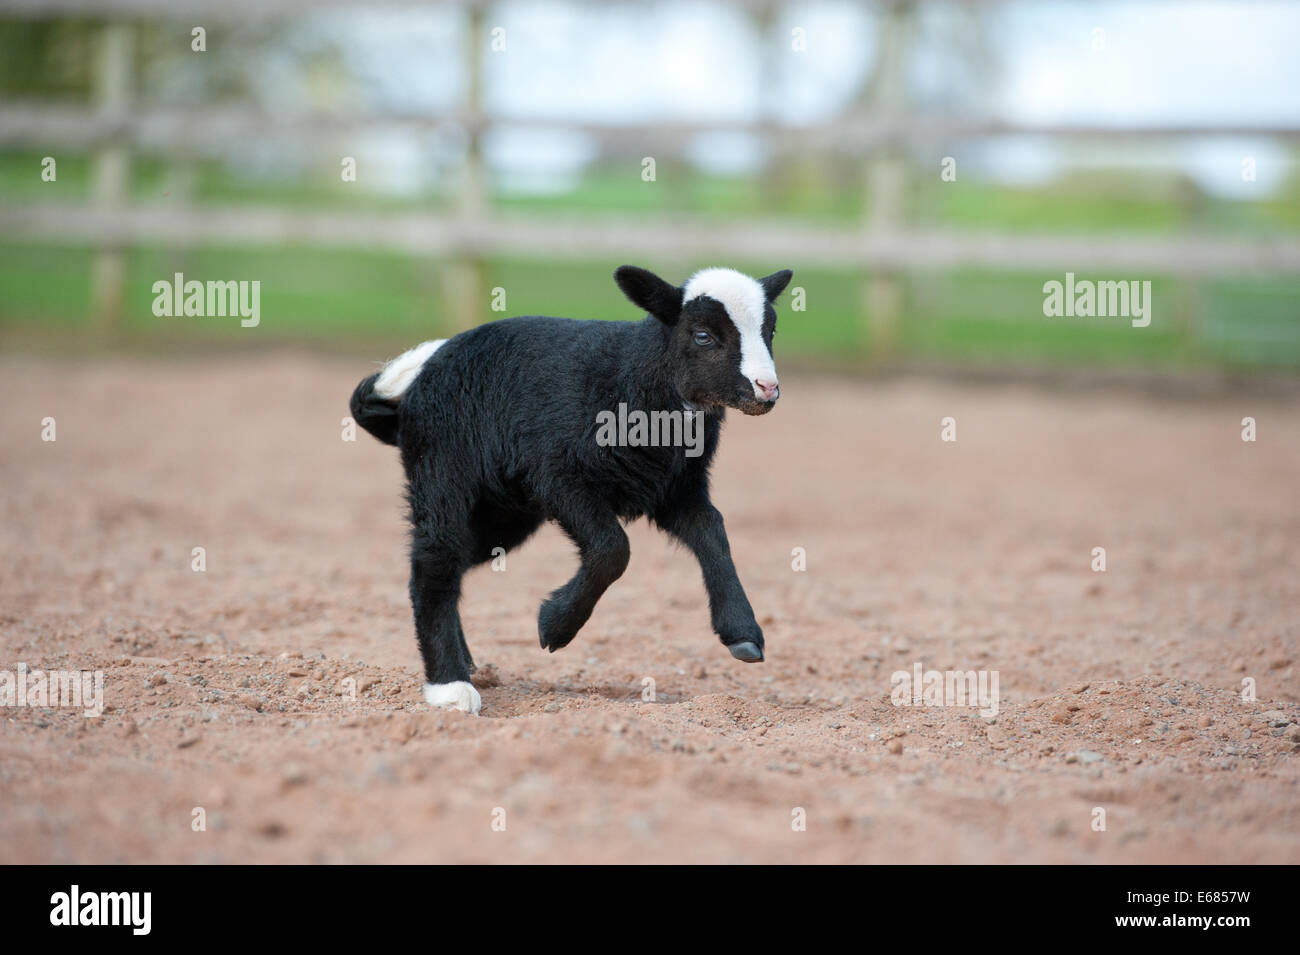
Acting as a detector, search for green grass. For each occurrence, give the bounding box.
[4,241,1297,370]
[3,149,1299,371]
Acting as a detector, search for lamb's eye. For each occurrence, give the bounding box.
[692,329,712,347]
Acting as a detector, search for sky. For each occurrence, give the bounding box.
[318,0,1300,197]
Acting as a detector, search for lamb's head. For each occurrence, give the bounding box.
[614,264,794,416]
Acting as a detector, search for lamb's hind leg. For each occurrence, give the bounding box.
[538,503,629,653]
[410,522,479,714]
[456,618,474,674]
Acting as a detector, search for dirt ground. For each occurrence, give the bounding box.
[1,353,1297,864]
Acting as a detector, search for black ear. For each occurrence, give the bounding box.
[759,269,793,303]
[614,265,684,325]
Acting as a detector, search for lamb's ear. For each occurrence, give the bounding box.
[759,269,794,303]
[614,265,684,325]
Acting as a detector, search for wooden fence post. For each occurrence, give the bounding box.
[90,21,133,339]
[862,0,911,360]
[444,5,488,332]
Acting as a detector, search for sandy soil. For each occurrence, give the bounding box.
[1,354,1297,864]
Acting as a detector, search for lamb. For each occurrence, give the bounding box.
[349,264,793,714]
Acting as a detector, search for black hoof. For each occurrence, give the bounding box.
[538,602,578,653]
[540,631,571,653]
[728,641,764,663]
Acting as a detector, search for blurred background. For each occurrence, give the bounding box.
[1,0,1298,374]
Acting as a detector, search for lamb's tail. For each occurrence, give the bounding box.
[350,339,446,447]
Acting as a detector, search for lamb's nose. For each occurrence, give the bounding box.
[754,379,779,401]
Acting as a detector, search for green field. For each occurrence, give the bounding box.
[3,151,1298,370]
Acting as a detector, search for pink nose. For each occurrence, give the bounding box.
[754,379,779,401]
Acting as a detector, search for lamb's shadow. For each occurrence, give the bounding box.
[481,677,690,718]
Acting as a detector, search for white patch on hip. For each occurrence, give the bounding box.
[374,339,446,400]
[423,680,481,714]
[683,268,777,398]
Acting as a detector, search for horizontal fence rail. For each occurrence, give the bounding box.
[6,103,1299,155]
[2,0,496,16]
[5,204,1300,277]
[0,0,806,17]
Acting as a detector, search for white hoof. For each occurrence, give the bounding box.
[423,681,481,715]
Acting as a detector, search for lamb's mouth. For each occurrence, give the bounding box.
[682,393,776,416]
[735,396,777,416]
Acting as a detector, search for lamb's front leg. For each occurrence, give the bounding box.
[655,501,765,662]
[539,506,630,653]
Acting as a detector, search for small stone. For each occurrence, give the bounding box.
[255,820,288,838]
[887,739,903,755]
[387,716,417,744]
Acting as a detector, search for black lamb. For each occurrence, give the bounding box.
[349,264,793,713]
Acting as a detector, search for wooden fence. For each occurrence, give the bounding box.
[2,0,1298,348]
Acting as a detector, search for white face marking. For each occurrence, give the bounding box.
[374,339,446,400]
[682,268,777,398]
[423,680,481,714]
